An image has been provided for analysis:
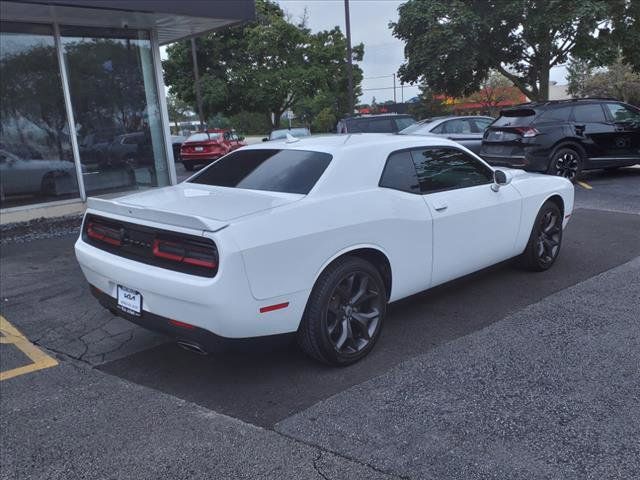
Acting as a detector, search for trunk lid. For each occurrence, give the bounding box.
[87,183,303,232]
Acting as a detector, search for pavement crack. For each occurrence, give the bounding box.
[312,450,331,480]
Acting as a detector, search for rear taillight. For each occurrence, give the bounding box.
[86,221,123,246]
[152,239,218,270]
[514,127,539,138]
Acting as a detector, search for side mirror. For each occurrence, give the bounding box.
[238,135,245,141]
[491,169,511,192]
[262,137,269,142]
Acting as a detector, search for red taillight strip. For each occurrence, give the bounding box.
[152,239,217,270]
[169,319,196,330]
[259,302,289,314]
[87,222,122,246]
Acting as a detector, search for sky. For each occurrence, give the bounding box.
[162,0,568,105]
[277,0,568,104]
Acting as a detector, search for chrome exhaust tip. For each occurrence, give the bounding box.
[176,340,208,355]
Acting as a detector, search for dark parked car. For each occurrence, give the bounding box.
[399,115,494,154]
[336,114,416,134]
[171,135,187,161]
[480,99,640,181]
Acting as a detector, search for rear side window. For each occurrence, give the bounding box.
[493,109,536,127]
[379,151,420,193]
[470,118,493,132]
[535,106,573,123]
[572,104,606,123]
[410,147,493,193]
[189,149,332,194]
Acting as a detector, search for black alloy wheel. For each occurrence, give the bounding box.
[297,256,387,365]
[548,148,582,182]
[519,201,563,271]
[325,271,383,354]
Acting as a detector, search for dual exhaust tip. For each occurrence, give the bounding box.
[176,340,208,355]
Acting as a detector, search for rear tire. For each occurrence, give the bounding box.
[297,256,387,366]
[547,147,583,183]
[519,201,563,271]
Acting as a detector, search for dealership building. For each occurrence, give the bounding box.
[0,0,254,223]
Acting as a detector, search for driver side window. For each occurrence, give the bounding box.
[410,147,493,194]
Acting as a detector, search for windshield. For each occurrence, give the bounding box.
[394,116,417,131]
[270,128,310,140]
[399,120,436,135]
[187,133,221,142]
[188,149,332,194]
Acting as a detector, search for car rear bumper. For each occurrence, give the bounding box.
[482,153,549,172]
[89,285,292,353]
[75,237,308,339]
[181,153,222,164]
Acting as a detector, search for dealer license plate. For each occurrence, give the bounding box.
[195,146,204,152]
[117,285,142,316]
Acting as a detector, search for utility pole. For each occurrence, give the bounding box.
[401,82,404,103]
[393,73,396,103]
[344,0,354,115]
[191,37,205,131]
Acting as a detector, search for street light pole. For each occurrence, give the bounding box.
[191,37,205,131]
[344,0,354,115]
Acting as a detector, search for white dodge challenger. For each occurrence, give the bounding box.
[75,134,574,365]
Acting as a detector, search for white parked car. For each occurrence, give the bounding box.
[75,134,574,365]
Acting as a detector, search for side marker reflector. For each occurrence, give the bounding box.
[259,302,289,314]
[169,319,196,330]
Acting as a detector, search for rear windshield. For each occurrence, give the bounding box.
[493,109,536,127]
[188,149,332,194]
[187,133,221,142]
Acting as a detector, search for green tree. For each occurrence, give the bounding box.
[166,92,192,129]
[407,86,450,120]
[163,0,363,129]
[568,57,640,104]
[392,0,633,101]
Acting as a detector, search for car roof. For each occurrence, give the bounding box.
[242,133,463,155]
[504,98,623,111]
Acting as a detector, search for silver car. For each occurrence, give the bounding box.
[399,116,494,154]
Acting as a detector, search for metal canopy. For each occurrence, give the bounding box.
[1,0,255,44]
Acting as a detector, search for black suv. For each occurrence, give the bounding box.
[336,114,416,134]
[480,99,640,181]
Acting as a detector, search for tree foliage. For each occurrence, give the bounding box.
[163,0,363,130]
[392,0,636,101]
[567,57,640,105]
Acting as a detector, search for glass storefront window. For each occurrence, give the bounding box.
[0,22,78,208]
[60,26,169,196]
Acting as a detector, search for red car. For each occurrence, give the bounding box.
[180,129,246,171]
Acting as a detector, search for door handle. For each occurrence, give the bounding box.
[433,201,448,212]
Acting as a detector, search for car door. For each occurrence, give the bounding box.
[409,146,522,286]
[570,103,615,162]
[602,103,640,160]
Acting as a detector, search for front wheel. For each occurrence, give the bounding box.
[547,147,582,182]
[519,201,563,271]
[297,256,387,366]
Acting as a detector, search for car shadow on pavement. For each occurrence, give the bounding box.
[100,208,640,428]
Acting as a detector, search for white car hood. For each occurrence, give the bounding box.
[87,183,303,232]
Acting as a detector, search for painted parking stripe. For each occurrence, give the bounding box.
[577,181,593,190]
[0,315,58,381]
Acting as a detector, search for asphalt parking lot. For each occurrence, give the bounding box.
[1,167,639,479]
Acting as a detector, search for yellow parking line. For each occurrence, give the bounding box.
[0,315,58,381]
[577,181,593,190]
